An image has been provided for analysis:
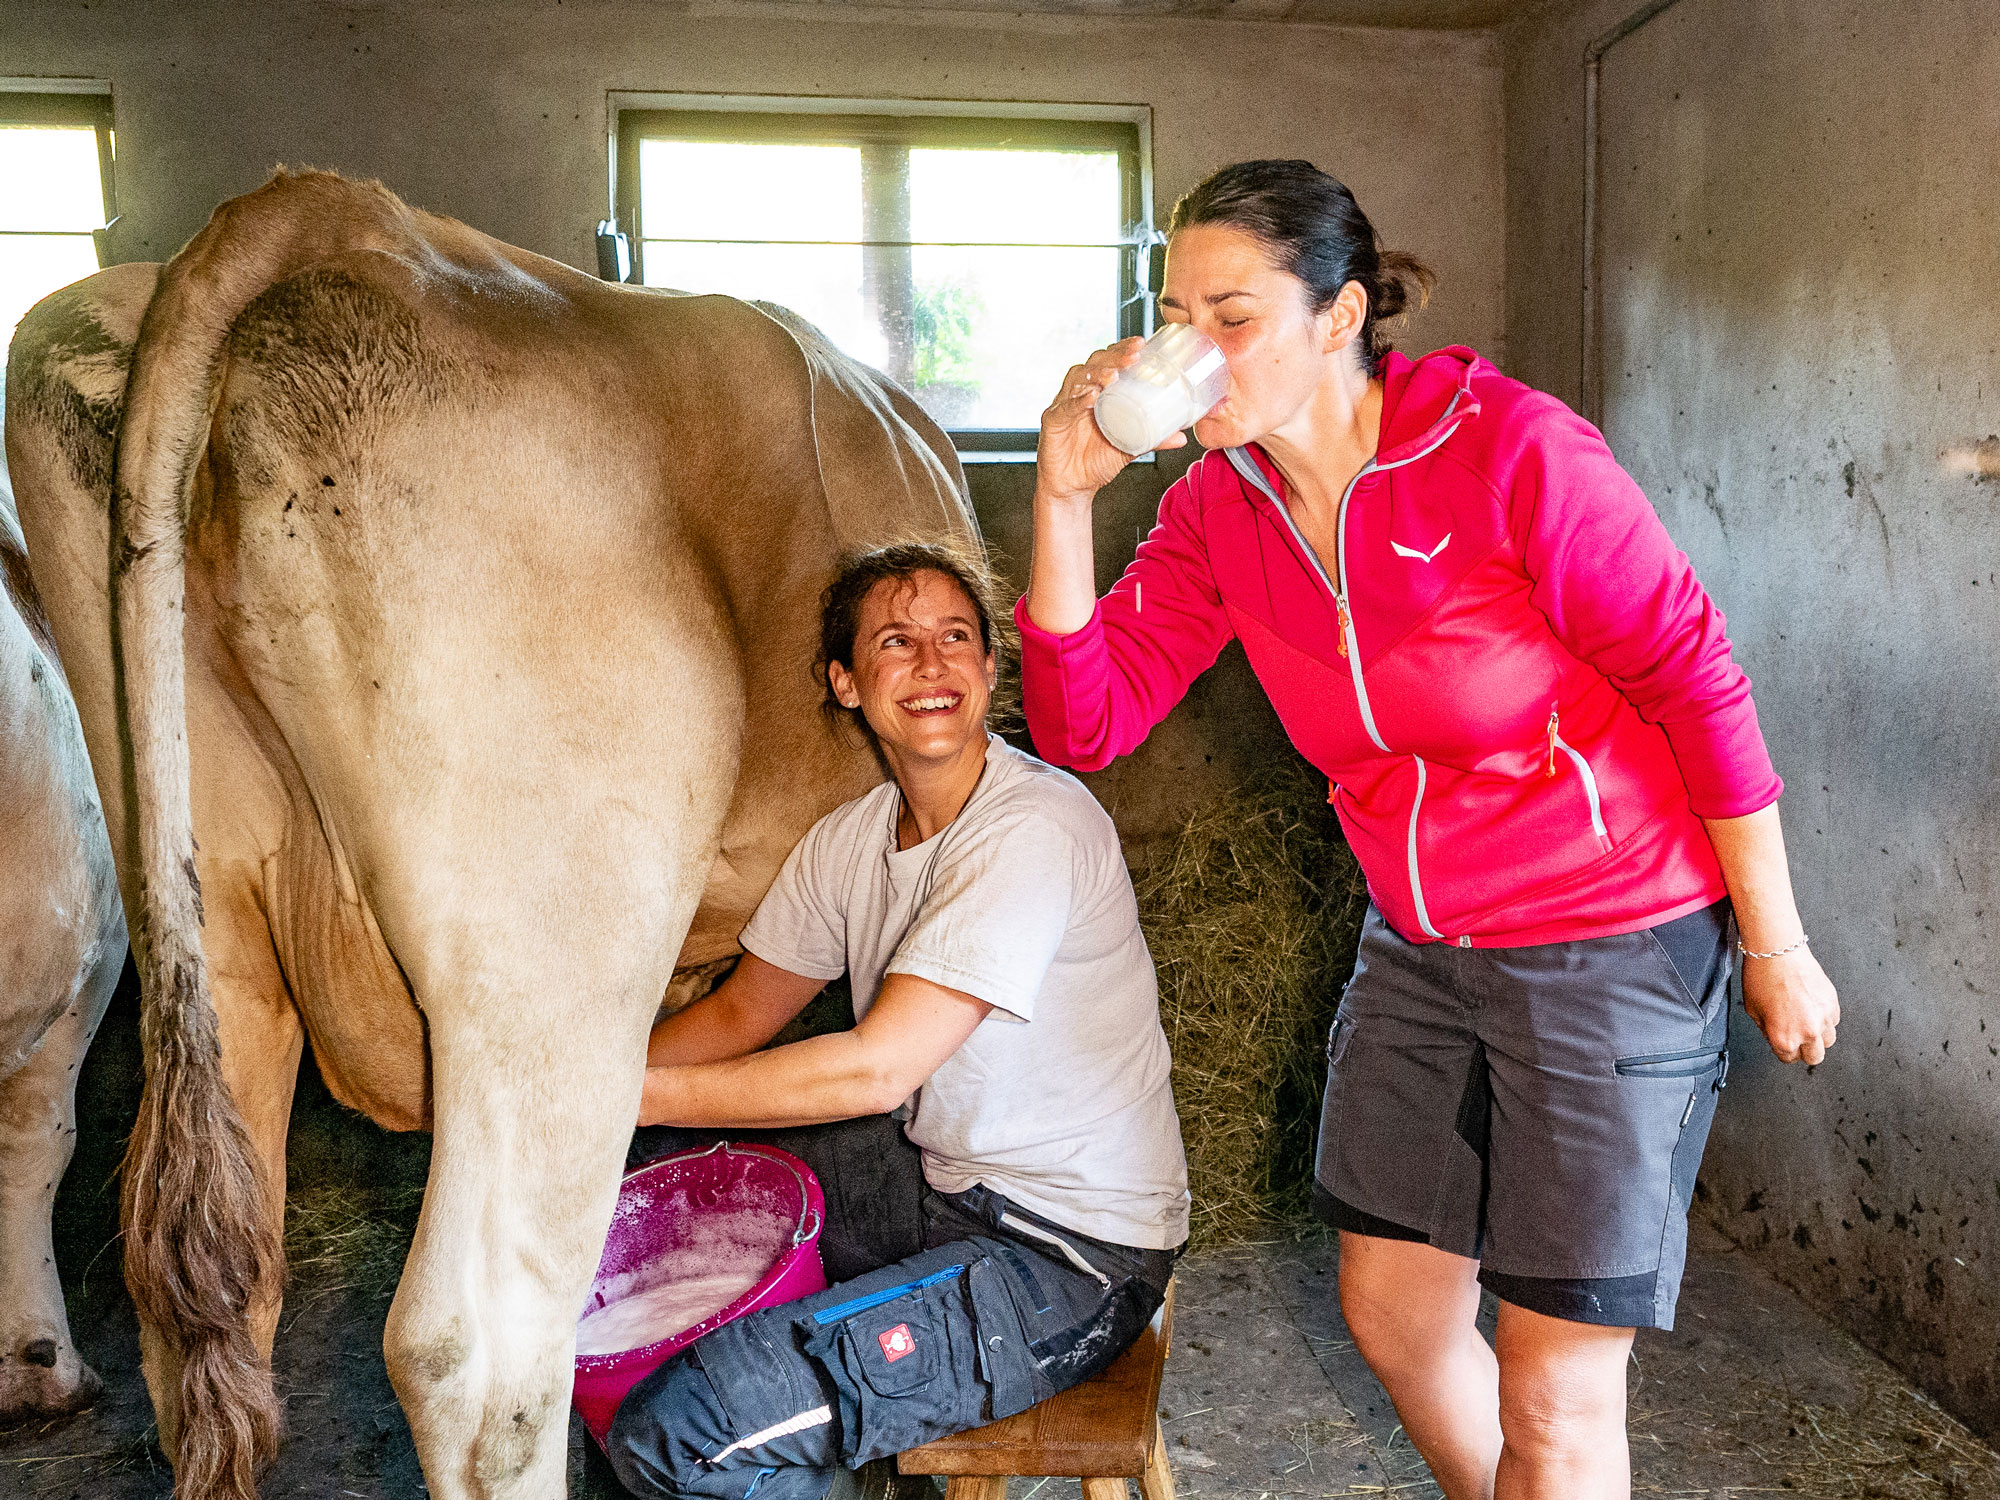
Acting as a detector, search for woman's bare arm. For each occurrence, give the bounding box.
[1026,338,1167,635]
[638,973,992,1129]
[644,953,828,1069]
[1702,802,1840,1064]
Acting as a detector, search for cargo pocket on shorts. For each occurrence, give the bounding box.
[805,1257,1029,1467]
[1621,1044,1728,1327]
[1613,1045,1729,1082]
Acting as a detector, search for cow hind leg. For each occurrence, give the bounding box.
[0,948,118,1424]
[125,877,303,1497]
[385,989,660,1499]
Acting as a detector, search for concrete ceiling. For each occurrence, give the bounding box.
[781,0,1539,26]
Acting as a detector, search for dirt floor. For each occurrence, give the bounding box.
[7,977,1999,1498]
[8,1204,1999,1499]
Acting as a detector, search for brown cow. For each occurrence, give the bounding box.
[0,385,125,1426]
[5,169,975,1498]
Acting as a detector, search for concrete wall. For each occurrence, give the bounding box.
[2,0,1503,836]
[1506,0,2000,1438]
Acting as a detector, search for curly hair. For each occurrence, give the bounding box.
[817,540,1020,746]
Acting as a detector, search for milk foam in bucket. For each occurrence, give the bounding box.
[571,1142,827,1446]
[1093,323,1231,456]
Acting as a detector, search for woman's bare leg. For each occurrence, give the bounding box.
[1493,1302,1633,1500]
[1336,1232,1502,1500]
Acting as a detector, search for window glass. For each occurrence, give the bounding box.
[629,115,1141,440]
[640,141,875,363]
[1,121,110,354]
[907,149,1121,429]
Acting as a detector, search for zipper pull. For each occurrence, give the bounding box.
[1545,709,1560,778]
[1335,596,1351,658]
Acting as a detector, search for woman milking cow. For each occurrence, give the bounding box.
[606,543,1188,1500]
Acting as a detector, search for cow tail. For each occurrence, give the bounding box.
[111,170,406,1500]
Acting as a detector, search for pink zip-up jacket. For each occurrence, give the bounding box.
[1016,345,1782,948]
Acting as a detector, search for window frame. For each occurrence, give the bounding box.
[609,95,1154,462]
[0,85,118,265]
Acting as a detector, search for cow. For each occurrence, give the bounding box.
[0,380,126,1427]
[4,168,977,1499]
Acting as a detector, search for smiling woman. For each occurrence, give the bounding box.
[814,539,1017,764]
[606,540,1187,1500]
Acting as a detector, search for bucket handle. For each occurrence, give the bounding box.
[704,1140,820,1249]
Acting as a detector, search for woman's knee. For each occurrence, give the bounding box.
[1493,1305,1632,1455]
[606,1355,736,1500]
[1337,1233,1481,1369]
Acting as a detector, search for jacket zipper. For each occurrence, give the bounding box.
[1226,402,1467,943]
[1547,708,1610,845]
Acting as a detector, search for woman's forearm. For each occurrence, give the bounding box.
[646,954,826,1068]
[1027,337,1152,635]
[1699,802,1804,951]
[1026,489,1101,635]
[640,1029,904,1130]
[646,989,777,1068]
[641,974,991,1129]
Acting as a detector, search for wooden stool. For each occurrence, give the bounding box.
[897,1280,1176,1500]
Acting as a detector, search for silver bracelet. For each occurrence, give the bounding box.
[1738,934,1809,960]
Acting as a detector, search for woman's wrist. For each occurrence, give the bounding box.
[1033,482,1097,513]
[637,1064,679,1128]
[1737,932,1810,961]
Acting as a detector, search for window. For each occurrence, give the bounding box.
[614,101,1151,459]
[0,88,116,355]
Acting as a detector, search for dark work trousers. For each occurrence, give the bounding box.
[612,1117,1176,1500]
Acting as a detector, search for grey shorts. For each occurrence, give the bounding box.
[1313,900,1733,1330]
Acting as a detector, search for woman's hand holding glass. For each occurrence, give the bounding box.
[1035,336,1189,504]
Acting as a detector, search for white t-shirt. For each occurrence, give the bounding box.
[740,735,1190,1250]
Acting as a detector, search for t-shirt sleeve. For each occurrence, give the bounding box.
[739,816,851,981]
[886,810,1077,1022]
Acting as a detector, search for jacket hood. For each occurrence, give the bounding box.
[1375,345,1484,467]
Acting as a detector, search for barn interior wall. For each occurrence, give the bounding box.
[1505,0,2000,1440]
[4,0,1503,839]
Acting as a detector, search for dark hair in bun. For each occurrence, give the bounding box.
[1168,159,1436,376]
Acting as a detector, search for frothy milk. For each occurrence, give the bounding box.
[576,1203,794,1357]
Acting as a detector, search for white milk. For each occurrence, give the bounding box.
[1094,324,1231,455]
[577,1202,794,1357]
[575,1267,765,1356]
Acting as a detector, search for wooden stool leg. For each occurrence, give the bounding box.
[1138,1418,1175,1500]
[942,1479,1008,1500]
[1080,1480,1130,1500]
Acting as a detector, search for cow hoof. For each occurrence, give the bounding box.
[0,1342,106,1427]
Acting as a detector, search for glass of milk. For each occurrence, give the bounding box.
[1093,323,1232,456]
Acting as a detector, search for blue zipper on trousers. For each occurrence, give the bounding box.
[810,1265,965,1326]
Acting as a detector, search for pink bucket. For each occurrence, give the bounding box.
[572,1141,828,1445]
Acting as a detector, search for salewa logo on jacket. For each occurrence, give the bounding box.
[1390,534,1451,562]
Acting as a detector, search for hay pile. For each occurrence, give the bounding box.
[1133,765,1369,1249]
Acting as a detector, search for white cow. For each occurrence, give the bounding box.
[6,169,975,1497]
[0,374,126,1426]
